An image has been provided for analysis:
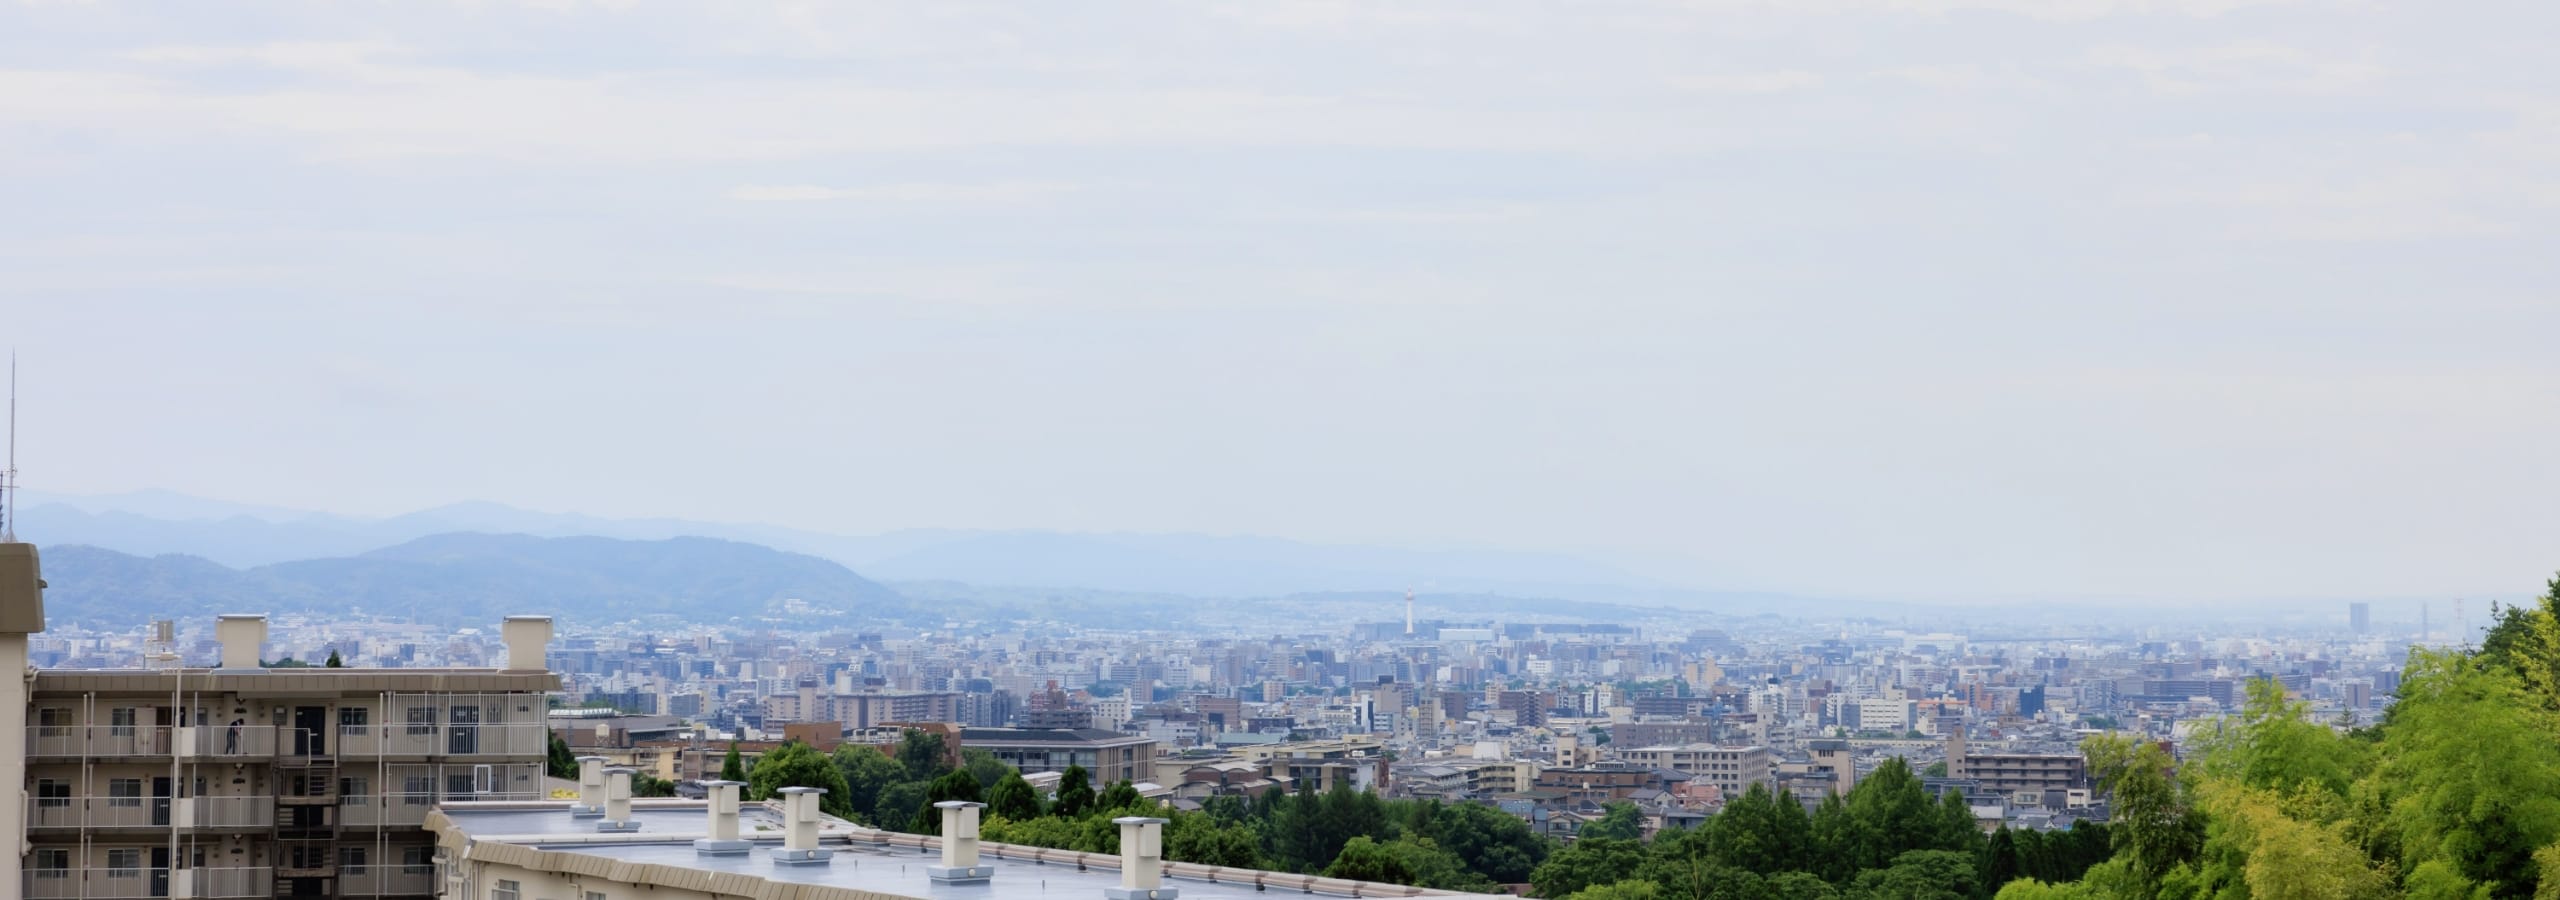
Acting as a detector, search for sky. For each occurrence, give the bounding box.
[2,0,2555,603]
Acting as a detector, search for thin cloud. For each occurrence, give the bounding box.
[724,182,1080,204]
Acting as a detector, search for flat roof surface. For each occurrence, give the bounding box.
[552,837,1282,900]
[440,802,1446,900]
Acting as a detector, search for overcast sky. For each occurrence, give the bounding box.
[3,0,2554,603]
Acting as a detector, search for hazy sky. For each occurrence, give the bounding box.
[3,1,2554,602]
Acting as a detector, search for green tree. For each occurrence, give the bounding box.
[1422,799,1553,885]
[546,730,577,780]
[1531,838,1648,898]
[1166,811,1264,869]
[2377,649,2560,897]
[633,773,678,798]
[1709,782,1812,875]
[874,780,930,832]
[1582,801,1646,843]
[963,747,1012,790]
[988,770,1044,821]
[1846,849,1982,900]
[719,742,746,782]
[1052,764,1098,818]
[830,744,909,822]
[912,769,988,834]
[899,729,952,781]
[746,740,852,818]
[1564,881,1661,900]
[1099,779,1146,813]
[2083,733,2201,894]
[324,649,344,668]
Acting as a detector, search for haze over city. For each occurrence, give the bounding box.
[6,1,2555,606]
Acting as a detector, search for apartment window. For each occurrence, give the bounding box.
[110,707,137,737]
[491,879,522,900]
[108,848,143,877]
[109,778,144,807]
[402,775,435,806]
[34,778,69,808]
[406,706,439,736]
[339,847,367,870]
[36,707,71,732]
[32,849,68,877]
[403,846,434,876]
[588,892,609,900]
[340,775,370,801]
[339,707,370,729]
[446,772,478,799]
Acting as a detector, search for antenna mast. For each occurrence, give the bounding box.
[3,351,15,543]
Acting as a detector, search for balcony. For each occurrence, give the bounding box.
[339,866,437,897]
[334,722,547,758]
[180,868,273,899]
[26,726,179,759]
[180,796,274,830]
[26,798,167,830]
[23,868,167,900]
[180,724,279,759]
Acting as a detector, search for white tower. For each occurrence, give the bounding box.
[1405,589,1415,636]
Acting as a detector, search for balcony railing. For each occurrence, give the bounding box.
[26,798,166,830]
[183,724,280,758]
[25,726,180,758]
[28,795,277,830]
[333,722,548,758]
[23,868,168,900]
[337,791,542,828]
[339,866,437,897]
[182,868,273,899]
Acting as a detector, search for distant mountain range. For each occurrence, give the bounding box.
[15,489,1679,601]
[37,533,914,627]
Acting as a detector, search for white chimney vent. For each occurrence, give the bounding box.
[769,786,833,865]
[570,756,608,818]
[694,780,751,855]
[596,768,641,832]
[927,801,992,883]
[1106,817,1176,900]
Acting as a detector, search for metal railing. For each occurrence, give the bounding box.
[185,724,279,757]
[25,797,165,829]
[25,725,179,758]
[22,868,168,900]
[184,867,273,899]
[337,790,543,828]
[339,722,548,757]
[340,865,437,897]
[27,795,278,830]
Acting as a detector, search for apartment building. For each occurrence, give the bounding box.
[1613,743,1775,796]
[960,727,1159,787]
[6,605,557,900]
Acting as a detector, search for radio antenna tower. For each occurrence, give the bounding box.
[3,351,16,543]
[1404,588,1415,636]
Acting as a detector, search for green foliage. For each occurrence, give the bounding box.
[873,780,929,832]
[899,729,952,781]
[1532,838,1648,898]
[1564,881,1661,900]
[1709,783,1812,875]
[911,769,987,834]
[2377,649,2560,897]
[831,744,909,823]
[746,740,852,818]
[1166,812,1264,868]
[546,730,577,780]
[2082,733,2202,894]
[632,773,678,798]
[1407,798,1552,884]
[1099,779,1145,813]
[1583,801,1646,843]
[1323,835,1493,891]
[1844,849,1980,900]
[719,742,746,782]
[963,747,1012,790]
[988,770,1044,821]
[324,649,343,667]
[1052,764,1098,818]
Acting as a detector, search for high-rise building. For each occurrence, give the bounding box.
[2350,602,2371,634]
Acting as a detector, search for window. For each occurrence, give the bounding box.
[339,847,367,870]
[108,848,143,877]
[339,707,370,729]
[491,879,522,900]
[406,706,439,736]
[34,778,69,808]
[403,846,434,876]
[402,775,435,806]
[109,778,144,808]
[588,892,608,900]
[445,772,478,799]
[110,707,137,737]
[33,849,69,876]
[36,707,70,732]
[340,775,370,801]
